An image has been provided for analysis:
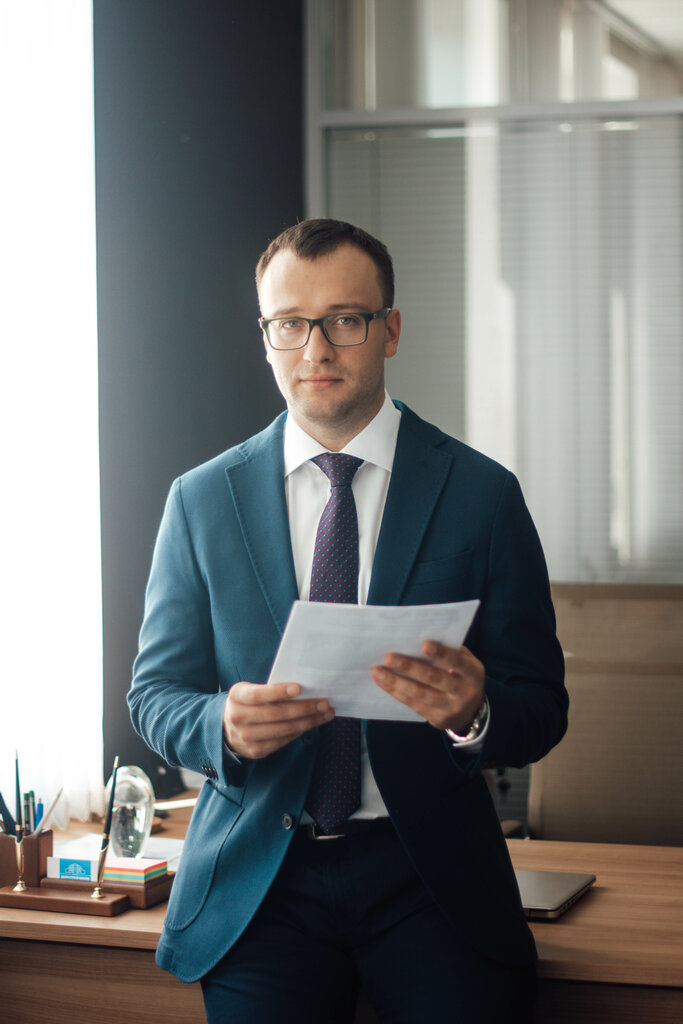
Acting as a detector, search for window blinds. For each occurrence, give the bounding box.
[327,116,683,582]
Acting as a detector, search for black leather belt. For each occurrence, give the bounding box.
[299,817,395,841]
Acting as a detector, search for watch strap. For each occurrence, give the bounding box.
[445,697,489,744]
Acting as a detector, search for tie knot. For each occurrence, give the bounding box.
[312,453,363,488]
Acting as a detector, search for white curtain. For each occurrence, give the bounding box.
[0,0,103,826]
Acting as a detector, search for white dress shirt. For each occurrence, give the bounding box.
[283,392,484,821]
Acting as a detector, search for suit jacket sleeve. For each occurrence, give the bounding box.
[128,477,248,789]
[444,469,567,776]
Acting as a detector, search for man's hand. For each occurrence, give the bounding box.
[370,640,485,733]
[223,682,334,759]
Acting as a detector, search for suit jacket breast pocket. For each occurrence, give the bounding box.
[403,547,474,603]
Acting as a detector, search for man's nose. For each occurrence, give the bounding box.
[305,323,335,362]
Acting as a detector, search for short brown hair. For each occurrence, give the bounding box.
[255,218,394,307]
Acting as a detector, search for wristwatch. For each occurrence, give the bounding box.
[445,697,489,744]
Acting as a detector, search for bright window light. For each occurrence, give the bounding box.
[0,0,103,824]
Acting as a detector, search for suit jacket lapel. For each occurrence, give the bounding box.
[224,413,298,635]
[224,404,453,628]
[368,404,453,607]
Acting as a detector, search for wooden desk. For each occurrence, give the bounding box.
[512,839,683,1023]
[1,816,681,1023]
[0,802,203,1024]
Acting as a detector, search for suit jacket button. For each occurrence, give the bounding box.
[281,814,295,830]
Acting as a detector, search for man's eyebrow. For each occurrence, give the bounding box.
[266,303,373,318]
[326,303,374,312]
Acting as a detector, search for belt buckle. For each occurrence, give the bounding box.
[307,823,343,840]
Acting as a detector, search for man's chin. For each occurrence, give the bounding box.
[286,381,384,438]
[292,392,351,423]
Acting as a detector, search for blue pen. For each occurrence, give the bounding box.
[35,798,44,830]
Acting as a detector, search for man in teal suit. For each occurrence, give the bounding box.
[129,219,567,1022]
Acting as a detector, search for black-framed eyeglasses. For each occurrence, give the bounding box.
[259,308,392,350]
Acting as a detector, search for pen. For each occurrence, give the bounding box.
[34,798,43,830]
[103,757,119,838]
[92,755,119,900]
[23,792,36,835]
[15,751,23,840]
[0,791,16,836]
[37,787,63,834]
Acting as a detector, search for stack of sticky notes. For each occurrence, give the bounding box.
[103,857,168,886]
[46,855,168,884]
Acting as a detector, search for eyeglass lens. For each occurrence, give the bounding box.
[269,313,368,349]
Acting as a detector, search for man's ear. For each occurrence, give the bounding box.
[263,333,272,364]
[384,308,401,359]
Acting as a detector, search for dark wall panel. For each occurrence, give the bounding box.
[94,0,303,792]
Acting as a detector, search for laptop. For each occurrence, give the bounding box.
[514,869,596,920]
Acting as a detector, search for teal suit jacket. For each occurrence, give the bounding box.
[128,402,567,982]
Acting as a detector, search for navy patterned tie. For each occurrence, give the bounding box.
[304,453,363,833]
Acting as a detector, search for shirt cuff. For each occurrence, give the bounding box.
[223,740,243,767]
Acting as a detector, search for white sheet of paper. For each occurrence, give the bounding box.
[267,599,480,722]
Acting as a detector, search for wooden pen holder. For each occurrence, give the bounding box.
[0,830,53,888]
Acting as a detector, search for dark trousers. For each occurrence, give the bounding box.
[201,822,535,1024]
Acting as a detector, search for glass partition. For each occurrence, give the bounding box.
[320,0,683,110]
[310,0,683,583]
[327,116,683,582]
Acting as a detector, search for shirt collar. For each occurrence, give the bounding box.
[283,391,401,478]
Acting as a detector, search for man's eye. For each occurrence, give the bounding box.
[279,319,304,331]
[330,314,363,328]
